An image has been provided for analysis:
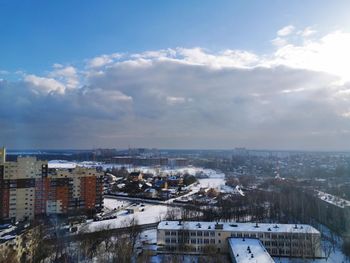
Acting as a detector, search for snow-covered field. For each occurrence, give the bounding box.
[103,198,130,212]
[48,160,225,181]
[79,200,171,233]
[274,253,349,263]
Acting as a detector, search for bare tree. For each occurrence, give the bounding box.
[0,245,17,263]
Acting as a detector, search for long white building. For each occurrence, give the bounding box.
[157,221,323,259]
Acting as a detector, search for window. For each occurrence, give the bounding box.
[191,239,196,244]
[210,239,215,244]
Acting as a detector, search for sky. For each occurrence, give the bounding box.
[1,1,350,150]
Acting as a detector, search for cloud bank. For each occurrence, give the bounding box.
[1,26,350,150]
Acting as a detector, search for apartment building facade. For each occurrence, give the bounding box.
[157,221,323,259]
[0,148,103,222]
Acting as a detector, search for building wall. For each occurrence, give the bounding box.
[309,192,350,238]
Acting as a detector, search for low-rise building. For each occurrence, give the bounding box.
[313,190,350,238]
[157,221,323,259]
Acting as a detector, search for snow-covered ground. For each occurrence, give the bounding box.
[79,200,172,233]
[103,198,130,212]
[274,253,349,263]
[48,160,225,181]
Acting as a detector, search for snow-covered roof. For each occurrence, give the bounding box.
[315,190,350,208]
[48,160,77,169]
[158,221,320,234]
[228,238,275,263]
[0,235,16,241]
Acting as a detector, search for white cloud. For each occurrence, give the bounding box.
[166,96,189,105]
[271,37,288,47]
[272,30,350,82]
[175,47,259,68]
[299,26,317,37]
[0,70,9,75]
[49,65,79,89]
[24,74,66,94]
[3,26,350,149]
[277,25,295,36]
[87,53,122,68]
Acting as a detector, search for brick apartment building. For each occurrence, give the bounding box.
[0,147,103,222]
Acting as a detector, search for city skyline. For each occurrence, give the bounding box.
[1,1,350,150]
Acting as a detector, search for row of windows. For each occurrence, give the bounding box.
[262,240,312,248]
[165,238,216,245]
[165,246,221,252]
[165,231,216,237]
[268,247,313,256]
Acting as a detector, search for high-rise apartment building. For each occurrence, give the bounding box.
[0,148,103,222]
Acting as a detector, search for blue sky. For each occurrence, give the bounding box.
[1,0,349,74]
[1,1,350,150]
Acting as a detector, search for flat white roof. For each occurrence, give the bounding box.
[228,238,275,263]
[316,190,350,208]
[48,160,77,169]
[158,221,320,234]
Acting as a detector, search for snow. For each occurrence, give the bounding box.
[229,238,275,263]
[0,235,16,241]
[221,185,245,196]
[80,204,171,233]
[48,160,77,169]
[274,250,349,263]
[316,190,350,208]
[48,161,225,182]
[139,229,157,244]
[103,198,130,212]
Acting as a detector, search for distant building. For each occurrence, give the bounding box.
[0,148,103,222]
[157,221,323,258]
[112,156,177,166]
[313,190,350,238]
[168,158,189,167]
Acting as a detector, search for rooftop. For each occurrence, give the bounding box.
[228,238,275,263]
[158,221,320,234]
[48,160,77,169]
[315,190,350,208]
